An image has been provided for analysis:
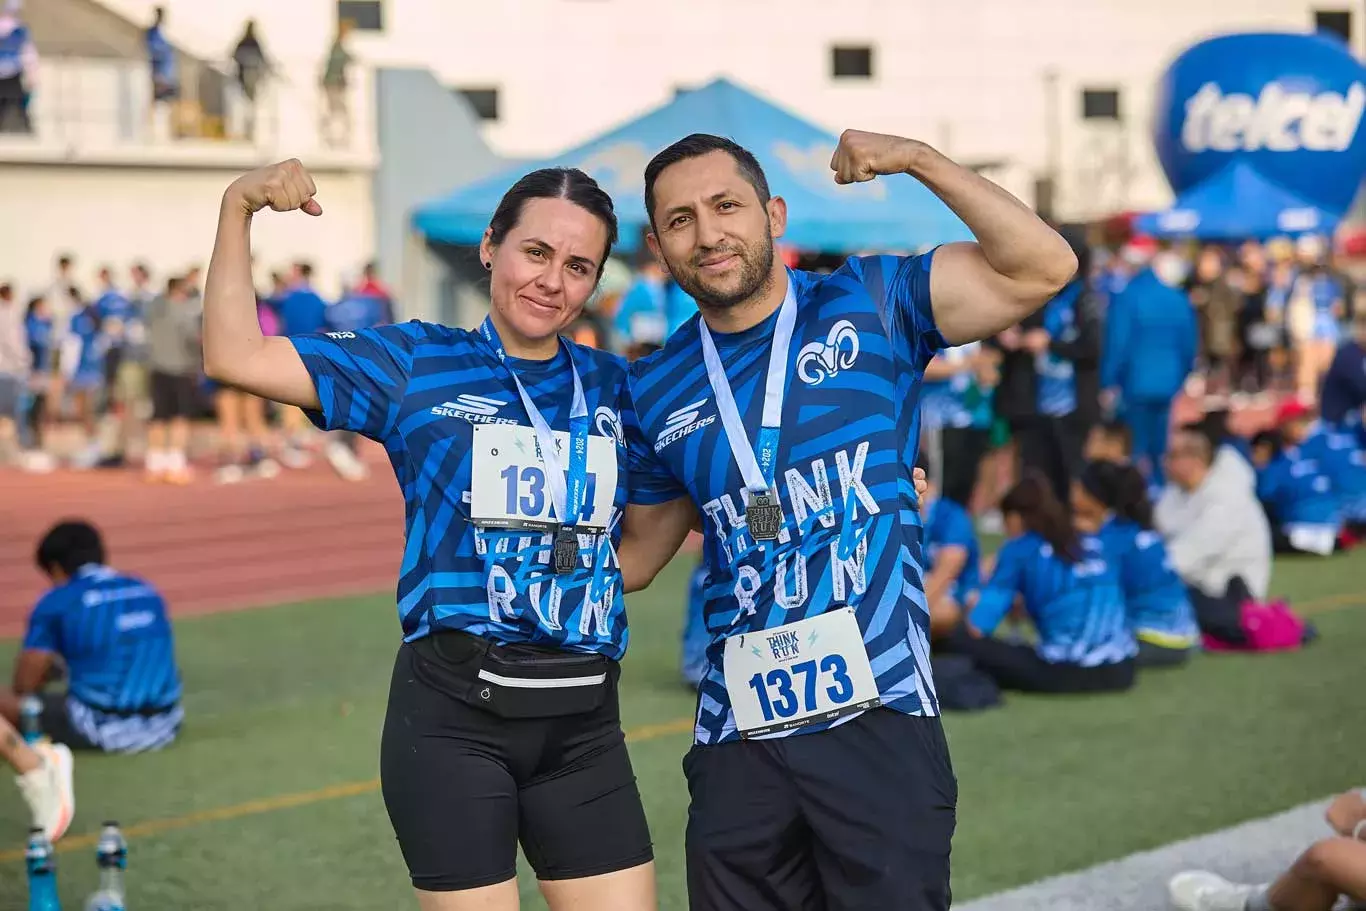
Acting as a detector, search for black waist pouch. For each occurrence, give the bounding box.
[410,629,614,719]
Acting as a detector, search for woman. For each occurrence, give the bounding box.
[947,471,1136,693]
[1072,460,1199,667]
[202,160,655,911]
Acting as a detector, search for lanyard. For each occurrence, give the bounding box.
[479,317,589,530]
[696,276,798,494]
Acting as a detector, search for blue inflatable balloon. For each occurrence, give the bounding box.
[1153,31,1366,214]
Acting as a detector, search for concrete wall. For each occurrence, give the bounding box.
[373,67,501,322]
[0,162,374,299]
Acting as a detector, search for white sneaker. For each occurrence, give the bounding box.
[325,442,368,482]
[15,742,75,842]
[1169,871,1261,911]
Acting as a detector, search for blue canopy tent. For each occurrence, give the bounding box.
[412,78,972,254]
[1134,159,1343,240]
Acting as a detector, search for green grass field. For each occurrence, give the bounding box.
[1,551,1363,910]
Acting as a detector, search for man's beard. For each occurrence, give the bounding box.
[669,224,775,311]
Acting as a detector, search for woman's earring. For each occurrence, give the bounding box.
[483,261,491,270]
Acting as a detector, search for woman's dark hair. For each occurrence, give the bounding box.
[487,168,619,277]
[1080,460,1154,529]
[35,520,106,577]
[1001,470,1080,563]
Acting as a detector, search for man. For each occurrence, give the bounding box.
[4,521,183,755]
[0,0,37,134]
[142,275,201,483]
[1101,247,1198,486]
[1155,424,1272,643]
[617,130,1076,909]
[92,266,144,467]
[0,281,28,465]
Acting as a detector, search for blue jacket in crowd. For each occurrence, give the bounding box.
[1100,268,1197,404]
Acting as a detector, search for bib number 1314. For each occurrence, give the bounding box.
[723,607,881,738]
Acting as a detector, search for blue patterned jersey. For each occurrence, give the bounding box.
[292,322,633,658]
[23,565,182,713]
[1098,518,1199,647]
[624,254,946,745]
[971,532,1136,666]
[924,496,982,602]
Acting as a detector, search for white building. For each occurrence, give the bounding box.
[98,0,1363,220]
[2,0,1360,309]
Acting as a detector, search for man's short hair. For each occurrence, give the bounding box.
[1174,423,1214,466]
[643,134,771,229]
[35,520,106,577]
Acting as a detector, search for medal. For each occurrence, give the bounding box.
[697,277,799,544]
[552,526,581,574]
[744,489,783,541]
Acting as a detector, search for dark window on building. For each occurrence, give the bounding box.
[831,45,874,79]
[337,1,383,31]
[456,88,500,121]
[1081,88,1121,121]
[1314,9,1352,44]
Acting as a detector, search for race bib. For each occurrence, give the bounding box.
[723,607,881,738]
[469,424,618,531]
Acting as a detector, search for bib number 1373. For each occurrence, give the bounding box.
[723,607,881,738]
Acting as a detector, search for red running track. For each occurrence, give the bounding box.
[0,461,403,638]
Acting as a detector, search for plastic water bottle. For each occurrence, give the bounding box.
[19,695,43,744]
[84,822,128,911]
[25,827,61,911]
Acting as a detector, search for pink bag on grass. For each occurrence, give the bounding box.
[1202,600,1306,652]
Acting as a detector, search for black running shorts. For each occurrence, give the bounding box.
[380,639,653,892]
[684,709,957,911]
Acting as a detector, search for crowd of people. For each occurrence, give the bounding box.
[0,252,394,483]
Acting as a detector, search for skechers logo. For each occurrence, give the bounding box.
[655,398,715,453]
[431,393,518,424]
[796,320,860,386]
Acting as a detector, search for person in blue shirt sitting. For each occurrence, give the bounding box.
[3,521,184,756]
[1283,401,1366,537]
[922,472,983,640]
[1072,460,1199,667]
[1251,407,1338,557]
[1251,426,1342,556]
[944,471,1137,693]
[680,559,709,689]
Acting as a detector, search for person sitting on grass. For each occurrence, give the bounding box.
[1251,427,1341,557]
[0,521,184,755]
[922,470,984,641]
[1072,460,1199,667]
[940,471,1138,693]
[1170,788,1366,911]
[1155,425,1272,646]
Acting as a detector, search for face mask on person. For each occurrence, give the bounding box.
[1151,252,1189,287]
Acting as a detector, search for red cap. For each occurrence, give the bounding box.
[1275,398,1313,425]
